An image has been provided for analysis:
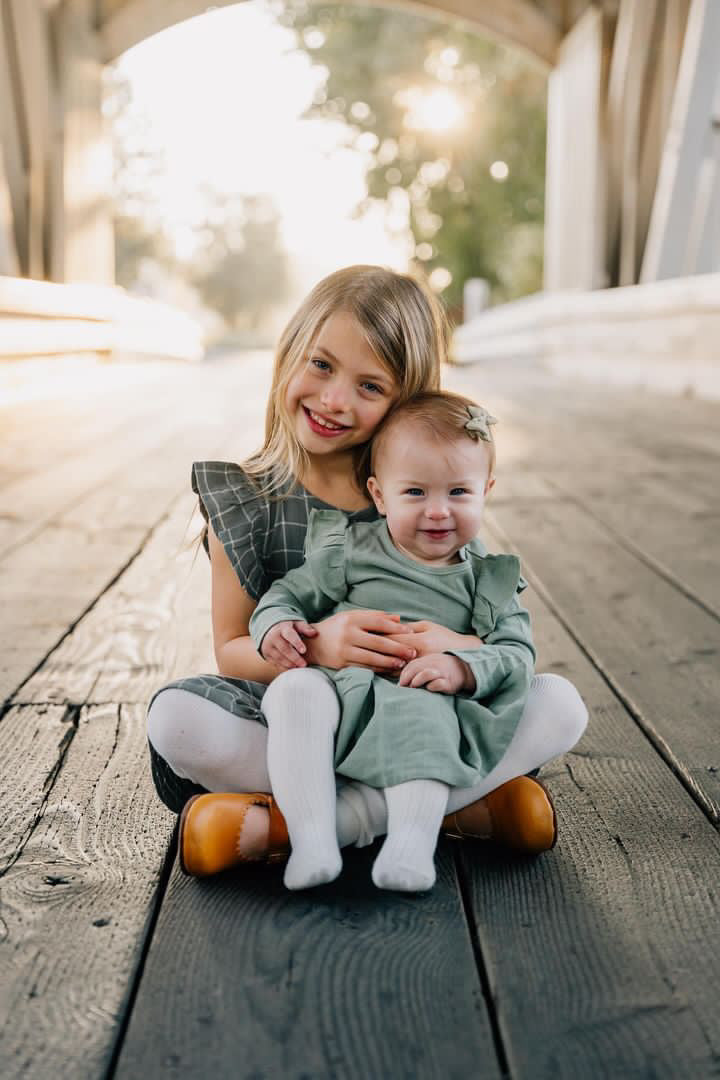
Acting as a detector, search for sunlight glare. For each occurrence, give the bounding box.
[109,5,409,282]
[400,88,466,133]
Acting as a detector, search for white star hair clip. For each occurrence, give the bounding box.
[464,404,498,442]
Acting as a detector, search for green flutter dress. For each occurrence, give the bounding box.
[250,509,535,789]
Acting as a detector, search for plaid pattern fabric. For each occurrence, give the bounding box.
[192,461,377,600]
[147,463,378,809]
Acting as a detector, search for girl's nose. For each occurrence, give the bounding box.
[427,504,450,520]
[320,382,349,413]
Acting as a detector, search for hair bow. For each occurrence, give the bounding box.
[464,405,497,442]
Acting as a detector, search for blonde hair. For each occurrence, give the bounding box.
[370,390,497,478]
[243,265,447,495]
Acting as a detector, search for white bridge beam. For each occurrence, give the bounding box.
[641,0,720,281]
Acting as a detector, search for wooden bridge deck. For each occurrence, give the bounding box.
[1,351,719,1079]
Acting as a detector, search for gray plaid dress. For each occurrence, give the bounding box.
[148,461,378,811]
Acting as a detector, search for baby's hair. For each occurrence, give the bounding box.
[370,390,497,478]
[242,265,448,495]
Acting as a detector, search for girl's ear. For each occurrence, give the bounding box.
[484,475,496,497]
[367,476,386,515]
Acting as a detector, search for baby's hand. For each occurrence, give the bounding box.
[397,652,473,694]
[260,621,313,670]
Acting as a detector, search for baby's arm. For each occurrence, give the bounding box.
[447,596,535,700]
[249,552,343,664]
[260,620,314,670]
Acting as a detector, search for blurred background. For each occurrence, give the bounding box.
[104,1,546,346]
[0,1,718,391]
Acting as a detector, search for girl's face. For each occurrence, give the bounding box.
[367,424,495,566]
[286,311,398,457]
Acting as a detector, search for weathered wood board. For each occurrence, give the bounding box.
[1,353,719,1080]
[14,494,215,706]
[486,497,720,822]
[0,359,270,707]
[0,703,74,874]
[113,844,502,1080]
[0,704,175,1079]
[454,562,720,1078]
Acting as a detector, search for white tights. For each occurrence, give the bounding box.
[147,672,588,845]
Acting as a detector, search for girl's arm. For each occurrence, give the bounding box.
[209,524,282,683]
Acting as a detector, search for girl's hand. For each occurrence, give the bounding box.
[397,652,473,694]
[261,620,316,670]
[387,621,484,658]
[303,610,417,673]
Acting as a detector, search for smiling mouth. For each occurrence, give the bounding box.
[303,406,350,435]
[422,529,454,539]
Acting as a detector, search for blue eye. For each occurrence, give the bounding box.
[450,487,469,496]
[362,381,383,394]
[405,487,424,496]
[311,358,330,371]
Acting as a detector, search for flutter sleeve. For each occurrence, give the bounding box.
[445,552,535,701]
[249,509,349,651]
[191,461,270,601]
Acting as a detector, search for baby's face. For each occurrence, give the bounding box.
[367,425,494,565]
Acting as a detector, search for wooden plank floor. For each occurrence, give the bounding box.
[1,352,719,1078]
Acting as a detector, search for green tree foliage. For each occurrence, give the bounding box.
[192,193,290,330]
[270,1,547,315]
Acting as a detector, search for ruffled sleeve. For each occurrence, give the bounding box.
[191,461,270,600]
[304,508,349,552]
[467,552,522,637]
[249,511,349,650]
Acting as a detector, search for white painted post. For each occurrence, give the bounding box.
[0,4,27,274]
[641,0,720,281]
[463,278,490,322]
[0,145,20,275]
[52,0,114,284]
[544,7,607,291]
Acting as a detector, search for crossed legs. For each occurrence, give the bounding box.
[147,671,588,879]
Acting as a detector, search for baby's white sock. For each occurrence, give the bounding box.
[262,669,342,890]
[372,779,449,892]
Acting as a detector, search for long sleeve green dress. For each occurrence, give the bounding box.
[250,509,535,789]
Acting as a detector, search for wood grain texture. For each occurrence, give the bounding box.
[0,704,75,874]
[455,590,720,1078]
[445,368,720,817]
[14,495,214,706]
[1,359,270,706]
[2,355,718,1079]
[487,496,720,821]
[0,704,175,1080]
[0,401,194,558]
[0,355,264,556]
[0,364,191,492]
[114,842,501,1080]
[13,421,266,706]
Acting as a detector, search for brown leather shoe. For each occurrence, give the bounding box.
[441,776,557,854]
[179,792,290,877]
